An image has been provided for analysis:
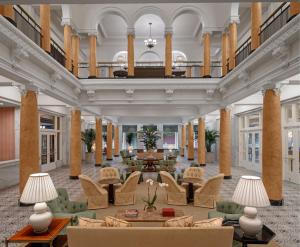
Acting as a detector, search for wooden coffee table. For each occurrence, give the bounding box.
[115,209,184,222]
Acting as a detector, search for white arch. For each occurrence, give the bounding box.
[130,6,169,27]
[138,50,161,62]
[172,50,188,61]
[112,51,128,62]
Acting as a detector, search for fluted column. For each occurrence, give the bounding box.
[188,122,194,160]
[203,32,211,78]
[40,5,51,53]
[251,3,262,51]
[70,109,81,179]
[95,117,102,166]
[63,24,72,71]
[0,5,15,24]
[262,88,283,205]
[198,118,206,166]
[127,30,135,77]
[89,34,97,78]
[180,124,186,157]
[222,32,229,76]
[219,108,231,179]
[290,2,300,18]
[19,90,40,194]
[72,35,80,77]
[229,22,237,70]
[114,125,119,157]
[165,31,172,77]
[106,122,113,160]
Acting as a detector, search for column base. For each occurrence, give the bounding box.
[288,14,297,22]
[203,75,211,78]
[164,75,173,78]
[4,17,16,27]
[200,163,206,166]
[270,199,284,206]
[224,175,232,179]
[106,158,113,161]
[114,155,119,157]
[127,75,134,78]
[180,155,184,157]
[95,163,102,167]
[69,176,79,179]
[88,76,97,79]
[188,158,194,160]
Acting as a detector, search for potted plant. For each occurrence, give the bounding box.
[81,128,96,164]
[126,132,134,147]
[138,127,161,151]
[205,129,219,163]
[143,179,168,212]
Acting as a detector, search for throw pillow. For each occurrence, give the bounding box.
[193,217,223,228]
[78,217,106,227]
[164,215,193,227]
[105,216,132,227]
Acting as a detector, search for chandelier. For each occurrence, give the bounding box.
[144,22,157,49]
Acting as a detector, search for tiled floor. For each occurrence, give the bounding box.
[0,158,299,247]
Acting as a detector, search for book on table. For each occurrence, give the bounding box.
[125,209,139,218]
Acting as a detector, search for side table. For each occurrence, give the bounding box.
[5,218,70,247]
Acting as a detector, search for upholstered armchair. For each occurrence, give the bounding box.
[194,174,224,208]
[181,167,204,190]
[99,167,120,181]
[208,201,244,221]
[160,171,187,206]
[114,171,141,206]
[47,188,96,220]
[79,175,108,209]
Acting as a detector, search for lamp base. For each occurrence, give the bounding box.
[239,206,262,238]
[29,202,53,234]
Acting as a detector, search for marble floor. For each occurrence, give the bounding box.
[0,158,299,247]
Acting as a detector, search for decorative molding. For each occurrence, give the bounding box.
[127,27,135,36]
[10,45,29,68]
[272,43,289,63]
[206,89,215,97]
[238,70,250,83]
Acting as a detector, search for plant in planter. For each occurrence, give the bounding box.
[126,132,134,147]
[81,129,96,164]
[205,129,219,163]
[138,127,161,151]
[143,179,168,212]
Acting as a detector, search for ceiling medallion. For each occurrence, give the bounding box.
[144,22,157,49]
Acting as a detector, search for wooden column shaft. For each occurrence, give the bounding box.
[0,5,15,22]
[219,108,232,178]
[165,32,172,77]
[222,33,229,76]
[109,66,114,78]
[19,90,40,194]
[106,122,113,160]
[89,35,97,78]
[290,2,300,17]
[40,5,51,53]
[72,35,79,77]
[229,22,237,70]
[114,125,119,157]
[95,118,102,166]
[187,122,194,160]
[64,25,72,71]
[262,89,283,205]
[198,118,206,165]
[127,34,135,77]
[251,2,262,51]
[180,125,186,157]
[186,67,192,77]
[70,110,81,178]
[203,33,211,77]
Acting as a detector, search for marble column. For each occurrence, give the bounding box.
[229,22,237,71]
[165,31,172,77]
[262,88,283,205]
[89,34,97,78]
[19,90,40,194]
[251,2,262,51]
[63,24,72,71]
[290,2,300,18]
[180,124,186,157]
[0,5,15,24]
[197,118,206,166]
[40,5,51,53]
[222,32,229,76]
[95,117,102,166]
[114,125,120,157]
[70,109,81,179]
[72,35,80,77]
[127,31,135,77]
[106,122,113,160]
[188,122,194,160]
[219,108,232,179]
[203,32,211,78]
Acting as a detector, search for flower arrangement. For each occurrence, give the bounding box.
[143,179,168,212]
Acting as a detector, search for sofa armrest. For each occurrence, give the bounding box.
[67,201,88,213]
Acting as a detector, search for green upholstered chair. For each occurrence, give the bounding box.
[125,160,144,183]
[47,188,96,220]
[190,161,200,167]
[208,200,244,221]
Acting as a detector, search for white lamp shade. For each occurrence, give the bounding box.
[232,175,270,207]
[20,173,58,204]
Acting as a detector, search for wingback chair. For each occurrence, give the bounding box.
[47,188,96,220]
[79,175,108,209]
[99,167,120,181]
[160,171,187,205]
[114,171,141,206]
[194,174,224,208]
[181,167,204,190]
[208,201,244,221]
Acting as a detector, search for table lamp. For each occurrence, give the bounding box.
[232,175,270,238]
[20,173,58,233]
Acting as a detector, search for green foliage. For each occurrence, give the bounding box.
[138,127,161,151]
[126,132,134,145]
[205,129,219,152]
[81,129,96,153]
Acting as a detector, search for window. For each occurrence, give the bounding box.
[248,114,259,128]
[142,125,157,131]
[163,125,178,149]
[248,133,253,162]
[286,105,293,122]
[40,114,55,129]
[242,133,247,161]
[255,133,260,163]
[123,125,138,149]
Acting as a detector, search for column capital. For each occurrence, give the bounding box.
[88,30,98,37]
[127,27,135,36]
[61,18,71,26]
[262,82,282,96]
[198,116,206,121]
[220,104,232,112]
[165,27,173,36]
[230,15,240,24]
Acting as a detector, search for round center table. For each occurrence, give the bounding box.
[98,178,121,204]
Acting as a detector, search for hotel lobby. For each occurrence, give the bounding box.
[0,1,299,247]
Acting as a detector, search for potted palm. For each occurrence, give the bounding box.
[205,129,219,163]
[138,127,161,151]
[81,129,96,164]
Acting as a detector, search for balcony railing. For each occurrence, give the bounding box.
[50,38,66,67]
[235,37,251,66]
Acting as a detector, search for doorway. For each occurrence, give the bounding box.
[40,133,57,171]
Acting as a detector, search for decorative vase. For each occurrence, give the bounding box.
[239,207,262,238]
[29,202,53,233]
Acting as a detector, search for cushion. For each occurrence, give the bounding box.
[105,216,132,227]
[78,217,106,227]
[164,215,193,227]
[193,217,223,228]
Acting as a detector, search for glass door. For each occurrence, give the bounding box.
[41,134,48,165]
[40,133,57,170]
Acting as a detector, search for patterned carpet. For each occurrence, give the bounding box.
[0,158,299,247]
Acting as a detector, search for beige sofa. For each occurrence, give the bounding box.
[67,226,234,247]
